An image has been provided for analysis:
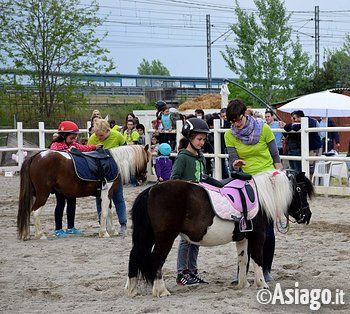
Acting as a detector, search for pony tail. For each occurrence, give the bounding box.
[17,157,34,240]
[130,186,155,283]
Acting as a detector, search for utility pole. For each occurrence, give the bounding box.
[315,6,320,71]
[206,14,212,90]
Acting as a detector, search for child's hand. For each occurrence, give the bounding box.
[158,177,164,182]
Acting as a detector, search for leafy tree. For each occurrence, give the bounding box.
[0,0,114,120]
[302,47,350,94]
[222,0,313,105]
[137,59,170,76]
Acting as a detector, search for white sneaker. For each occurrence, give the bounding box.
[119,224,127,237]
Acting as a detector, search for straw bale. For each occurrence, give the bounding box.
[178,94,221,111]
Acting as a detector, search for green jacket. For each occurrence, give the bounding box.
[171,149,206,183]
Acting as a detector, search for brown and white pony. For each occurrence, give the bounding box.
[17,145,150,240]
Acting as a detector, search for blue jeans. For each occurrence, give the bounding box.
[288,148,301,173]
[177,238,199,274]
[96,183,127,226]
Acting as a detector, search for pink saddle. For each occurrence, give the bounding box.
[200,178,259,231]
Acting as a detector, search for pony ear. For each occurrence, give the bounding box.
[144,144,149,151]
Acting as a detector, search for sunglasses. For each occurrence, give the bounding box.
[232,114,244,123]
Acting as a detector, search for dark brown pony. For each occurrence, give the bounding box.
[17,145,150,240]
[124,170,314,297]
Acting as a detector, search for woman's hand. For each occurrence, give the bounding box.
[233,159,246,170]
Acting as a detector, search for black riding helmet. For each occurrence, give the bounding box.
[155,100,167,110]
[181,117,211,139]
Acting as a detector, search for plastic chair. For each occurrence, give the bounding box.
[312,161,331,187]
[330,162,348,186]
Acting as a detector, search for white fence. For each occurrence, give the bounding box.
[1,118,350,196]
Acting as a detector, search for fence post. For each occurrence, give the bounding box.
[213,119,222,180]
[176,120,183,151]
[16,122,24,170]
[300,117,310,178]
[38,122,46,149]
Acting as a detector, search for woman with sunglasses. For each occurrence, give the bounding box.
[224,99,282,284]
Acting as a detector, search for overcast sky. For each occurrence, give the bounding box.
[90,0,350,78]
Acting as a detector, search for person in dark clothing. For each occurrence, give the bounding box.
[319,117,340,153]
[280,110,322,173]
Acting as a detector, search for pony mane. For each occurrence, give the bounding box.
[253,170,293,221]
[109,145,148,184]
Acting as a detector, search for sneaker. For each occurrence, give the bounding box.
[118,224,127,237]
[190,272,209,284]
[176,273,199,286]
[54,229,69,237]
[66,227,83,235]
[263,271,273,282]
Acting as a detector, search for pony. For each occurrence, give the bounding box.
[17,145,151,240]
[124,170,314,297]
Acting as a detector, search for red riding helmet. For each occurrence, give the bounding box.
[58,121,79,134]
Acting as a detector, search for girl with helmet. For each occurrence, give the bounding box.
[171,117,211,286]
[155,143,173,182]
[50,121,102,237]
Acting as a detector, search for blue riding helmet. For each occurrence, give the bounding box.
[159,143,172,156]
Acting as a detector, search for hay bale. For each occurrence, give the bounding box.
[178,94,221,111]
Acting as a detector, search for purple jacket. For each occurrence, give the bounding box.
[155,156,172,181]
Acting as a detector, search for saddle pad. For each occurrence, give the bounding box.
[200,180,259,221]
[68,150,118,182]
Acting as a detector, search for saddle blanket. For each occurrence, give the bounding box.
[68,150,118,182]
[200,179,259,222]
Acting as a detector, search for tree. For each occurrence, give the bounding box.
[0,0,114,119]
[137,59,170,76]
[222,0,313,105]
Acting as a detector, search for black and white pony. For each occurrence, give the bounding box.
[124,170,314,297]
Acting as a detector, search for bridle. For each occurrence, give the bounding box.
[287,170,310,224]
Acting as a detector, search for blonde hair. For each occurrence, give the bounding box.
[90,109,102,120]
[93,119,110,134]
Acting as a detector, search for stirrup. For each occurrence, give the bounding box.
[239,217,253,232]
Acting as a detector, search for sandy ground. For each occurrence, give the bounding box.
[0,174,349,314]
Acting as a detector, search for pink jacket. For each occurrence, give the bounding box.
[50,141,97,152]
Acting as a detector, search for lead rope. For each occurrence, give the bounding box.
[276,214,290,234]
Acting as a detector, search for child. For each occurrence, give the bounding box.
[50,120,101,237]
[136,123,146,145]
[123,119,140,145]
[150,134,160,175]
[155,143,172,182]
[171,117,211,286]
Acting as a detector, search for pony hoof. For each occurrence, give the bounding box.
[152,279,171,297]
[256,283,269,290]
[99,232,110,238]
[108,229,116,236]
[124,287,138,298]
[236,281,250,289]
[124,278,138,297]
[34,233,47,240]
